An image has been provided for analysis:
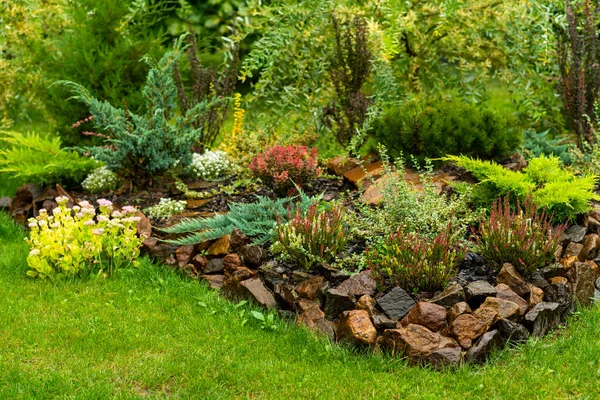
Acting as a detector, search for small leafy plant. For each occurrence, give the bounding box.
[249,145,321,196]
[473,196,564,276]
[188,150,230,181]
[144,198,187,220]
[26,197,142,279]
[366,224,466,293]
[82,166,120,194]
[271,203,347,269]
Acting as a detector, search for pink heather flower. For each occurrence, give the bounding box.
[84,220,96,226]
[122,206,137,214]
[97,199,113,207]
[92,228,105,235]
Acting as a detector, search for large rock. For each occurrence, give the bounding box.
[423,347,462,369]
[372,314,397,330]
[450,314,487,349]
[356,295,377,316]
[295,276,327,300]
[337,310,378,345]
[324,288,356,319]
[472,303,500,330]
[543,282,575,317]
[495,318,529,344]
[579,234,600,261]
[135,211,152,239]
[142,237,178,259]
[229,229,252,251]
[523,302,561,337]
[465,330,503,364]
[528,284,544,307]
[328,156,360,176]
[400,302,447,332]
[201,274,224,290]
[205,258,225,274]
[561,225,587,244]
[381,324,459,360]
[457,252,495,285]
[335,271,377,297]
[596,276,600,291]
[496,284,529,316]
[223,253,244,271]
[429,283,466,309]
[568,260,599,306]
[273,282,299,309]
[447,302,471,324]
[476,297,521,322]
[176,245,195,268]
[296,306,335,340]
[465,280,497,307]
[257,261,285,290]
[343,161,384,188]
[239,245,265,268]
[377,287,416,320]
[496,263,529,297]
[207,235,231,256]
[238,278,277,308]
[563,242,584,258]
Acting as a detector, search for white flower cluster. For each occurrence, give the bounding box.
[82,166,120,194]
[144,198,187,220]
[188,150,230,181]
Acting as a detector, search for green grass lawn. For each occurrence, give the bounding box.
[1,214,600,399]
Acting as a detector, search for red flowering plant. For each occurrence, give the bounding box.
[473,196,565,276]
[367,223,466,293]
[249,145,321,196]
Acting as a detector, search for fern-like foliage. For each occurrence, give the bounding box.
[0,131,100,186]
[58,37,210,182]
[445,154,599,222]
[161,190,322,245]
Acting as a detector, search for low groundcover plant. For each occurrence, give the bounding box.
[26,197,142,278]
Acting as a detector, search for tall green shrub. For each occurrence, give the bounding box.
[61,40,209,183]
[373,100,521,161]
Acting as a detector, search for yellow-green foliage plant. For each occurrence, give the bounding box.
[26,197,143,279]
[445,154,599,222]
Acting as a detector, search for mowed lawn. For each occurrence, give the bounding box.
[0,211,599,400]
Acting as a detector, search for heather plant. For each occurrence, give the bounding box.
[60,39,210,184]
[144,198,187,221]
[373,100,521,161]
[249,146,321,196]
[188,150,230,181]
[25,197,142,279]
[322,16,372,146]
[0,131,99,186]
[271,203,347,269]
[555,0,600,148]
[473,196,564,276]
[82,167,120,194]
[445,154,599,222]
[162,189,321,245]
[366,224,466,293]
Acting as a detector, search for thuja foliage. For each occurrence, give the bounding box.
[161,190,322,245]
[322,16,372,146]
[373,100,520,161]
[271,203,347,269]
[522,129,572,165]
[367,224,466,293]
[173,26,239,150]
[445,155,599,222]
[0,131,99,186]
[555,0,600,148]
[61,39,209,183]
[474,196,564,276]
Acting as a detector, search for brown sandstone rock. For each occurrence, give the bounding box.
[568,260,599,306]
[201,274,224,290]
[447,302,471,324]
[496,284,529,316]
[579,234,600,261]
[175,245,195,268]
[356,295,377,316]
[338,310,378,345]
[295,276,327,300]
[335,271,377,297]
[496,263,529,297]
[400,302,447,332]
[528,284,544,307]
[563,242,584,258]
[207,235,231,256]
[223,253,244,271]
[381,324,459,360]
[450,314,487,349]
[429,283,466,309]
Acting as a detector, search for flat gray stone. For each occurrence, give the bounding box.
[377,287,416,320]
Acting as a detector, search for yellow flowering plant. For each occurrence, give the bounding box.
[25,197,143,279]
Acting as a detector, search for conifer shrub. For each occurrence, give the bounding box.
[522,129,572,165]
[271,203,347,269]
[366,224,466,293]
[372,100,521,161]
[473,196,564,276]
[60,39,210,184]
[445,154,599,222]
[249,146,321,196]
